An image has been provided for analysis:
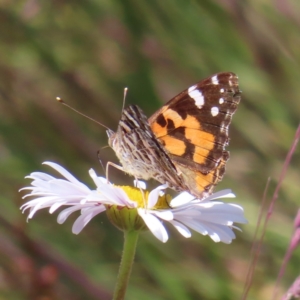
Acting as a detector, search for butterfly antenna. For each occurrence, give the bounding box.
[56,97,110,130]
[97,149,107,174]
[121,87,128,114]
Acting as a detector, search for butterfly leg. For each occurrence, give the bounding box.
[134,180,148,209]
[106,162,148,208]
[106,161,125,183]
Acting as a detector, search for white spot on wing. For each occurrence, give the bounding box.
[211,75,218,85]
[219,98,224,104]
[188,85,205,108]
[211,106,219,117]
[188,84,197,92]
[220,88,224,93]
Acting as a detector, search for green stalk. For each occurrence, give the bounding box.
[112,230,139,300]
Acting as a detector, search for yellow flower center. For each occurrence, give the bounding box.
[105,185,172,232]
[118,185,172,209]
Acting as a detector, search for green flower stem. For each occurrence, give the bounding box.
[113,230,139,300]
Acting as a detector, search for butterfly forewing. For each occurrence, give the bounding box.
[107,105,188,192]
[108,72,241,199]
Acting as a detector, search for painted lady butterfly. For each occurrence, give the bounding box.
[107,72,241,199]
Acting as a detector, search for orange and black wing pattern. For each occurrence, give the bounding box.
[149,72,241,198]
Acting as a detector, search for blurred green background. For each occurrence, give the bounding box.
[1,1,300,299]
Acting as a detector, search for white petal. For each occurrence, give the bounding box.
[134,180,146,189]
[47,180,90,195]
[189,203,247,225]
[57,206,84,223]
[21,196,59,210]
[25,172,55,182]
[169,220,191,238]
[177,217,209,235]
[21,162,145,235]
[176,217,236,244]
[203,189,235,201]
[72,206,105,234]
[138,209,168,243]
[49,201,71,214]
[103,186,136,207]
[89,169,136,207]
[43,162,83,184]
[27,202,46,219]
[151,210,173,221]
[203,223,236,244]
[89,169,105,186]
[170,191,196,207]
[147,184,168,209]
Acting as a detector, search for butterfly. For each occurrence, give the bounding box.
[107,72,241,199]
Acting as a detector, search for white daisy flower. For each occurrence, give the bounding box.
[20,162,247,244]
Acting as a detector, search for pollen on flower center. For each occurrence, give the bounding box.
[117,185,172,209]
[153,193,172,209]
[118,186,150,208]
